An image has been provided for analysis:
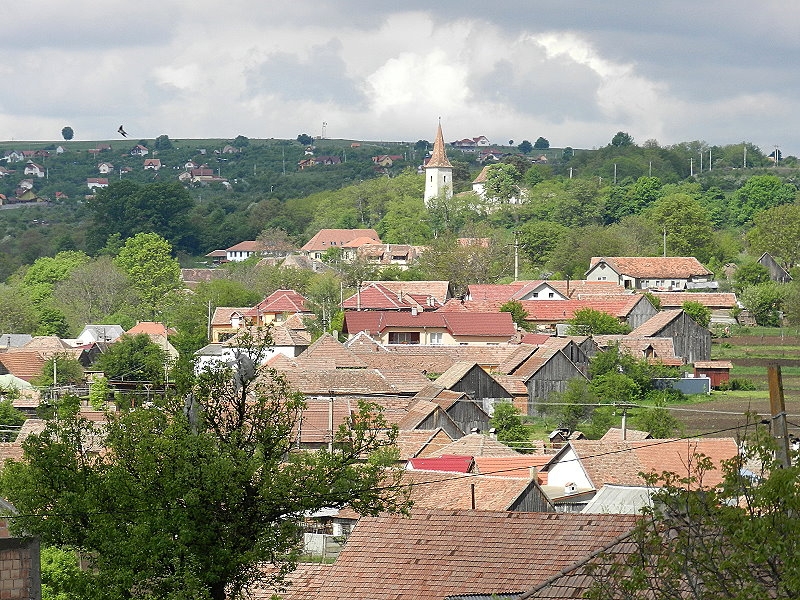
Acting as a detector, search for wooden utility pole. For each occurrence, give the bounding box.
[768,364,791,469]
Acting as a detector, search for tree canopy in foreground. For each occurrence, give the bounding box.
[0,328,410,600]
[582,427,800,599]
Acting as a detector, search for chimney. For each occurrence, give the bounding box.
[529,466,538,481]
[489,427,497,440]
[411,306,418,316]
[564,482,577,495]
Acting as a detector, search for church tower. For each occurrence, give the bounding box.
[424,121,453,205]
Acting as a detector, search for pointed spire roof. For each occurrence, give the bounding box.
[425,121,453,169]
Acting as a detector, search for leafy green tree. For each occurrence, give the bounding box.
[53,256,134,331]
[31,354,84,387]
[590,372,639,404]
[0,329,409,600]
[499,300,530,331]
[732,262,771,294]
[647,193,713,260]
[485,163,522,204]
[231,135,249,148]
[154,134,173,150]
[40,545,91,600]
[60,127,74,141]
[296,133,313,145]
[0,284,39,334]
[641,291,661,310]
[747,203,800,266]
[611,131,634,147]
[518,221,568,266]
[739,281,786,326]
[517,140,533,154]
[681,300,711,328]
[631,405,683,438]
[585,430,800,599]
[414,139,429,151]
[114,233,181,319]
[96,333,169,386]
[22,251,90,304]
[88,181,198,254]
[567,308,631,335]
[545,378,596,432]
[88,376,111,410]
[489,402,532,452]
[0,398,25,441]
[731,174,797,225]
[533,137,550,149]
[378,197,432,243]
[562,146,574,160]
[523,164,552,188]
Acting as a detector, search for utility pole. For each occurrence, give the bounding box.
[743,143,747,168]
[768,364,791,469]
[689,157,693,177]
[662,226,667,257]
[513,231,519,282]
[709,149,712,171]
[613,163,617,184]
[328,394,334,453]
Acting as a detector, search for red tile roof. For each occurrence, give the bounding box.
[248,289,308,314]
[0,351,46,381]
[395,428,454,460]
[474,455,552,479]
[344,310,516,338]
[439,296,647,323]
[312,509,639,600]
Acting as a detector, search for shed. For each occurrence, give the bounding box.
[693,360,733,388]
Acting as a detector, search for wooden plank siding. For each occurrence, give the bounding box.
[524,353,587,416]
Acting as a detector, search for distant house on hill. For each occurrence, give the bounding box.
[143,158,162,170]
[23,162,45,178]
[87,178,109,191]
[130,144,149,156]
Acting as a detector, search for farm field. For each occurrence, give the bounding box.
[678,328,800,437]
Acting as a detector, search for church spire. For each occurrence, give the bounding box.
[426,120,452,168]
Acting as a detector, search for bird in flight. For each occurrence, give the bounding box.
[118,125,128,137]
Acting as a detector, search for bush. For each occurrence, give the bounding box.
[719,378,758,391]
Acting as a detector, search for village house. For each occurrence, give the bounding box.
[97,162,114,174]
[130,144,149,156]
[586,256,716,290]
[23,161,45,178]
[300,228,381,261]
[244,289,311,325]
[341,281,449,311]
[143,158,162,170]
[344,310,516,346]
[87,177,109,191]
[539,437,739,510]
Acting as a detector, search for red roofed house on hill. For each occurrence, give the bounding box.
[586,256,716,291]
[244,289,311,325]
[343,310,516,346]
[301,229,381,261]
[342,281,450,311]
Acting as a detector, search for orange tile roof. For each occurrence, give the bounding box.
[250,562,333,600]
[474,455,552,480]
[300,229,381,252]
[407,455,474,473]
[547,438,738,489]
[439,296,646,323]
[429,433,521,457]
[402,469,543,510]
[651,291,737,309]
[599,428,652,442]
[295,333,368,369]
[312,509,639,600]
[0,351,46,381]
[590,256,712,278]
[344,310,516,338]
[211,307,249,326]
[630,309,683,337]
[395,428,454,460]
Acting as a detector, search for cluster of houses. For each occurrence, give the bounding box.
[0,247,759,598]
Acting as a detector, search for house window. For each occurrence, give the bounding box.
[429,332,443,345]
[548,292,554,298]
[388,331,420,345]
[532,292,539,298]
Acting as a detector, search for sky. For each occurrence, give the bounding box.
[2,1,799,154]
